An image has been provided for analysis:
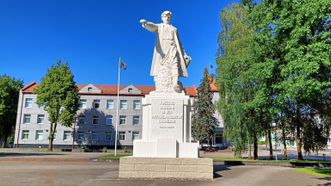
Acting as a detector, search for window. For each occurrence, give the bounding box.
[133,116,140,125]
[77,131,85,141]
[93,100,100,109]
[25,98,33,108]
[78,115,85,125]
[79,99,87,109]
[119,115,126,125]
[106,115,113,125]
[63,131,71,141]
[119,131,125,141]
[107,100,114,109]
[132,131,140,141]
[92,116,99,124]
[128,88,133,92]
[92,132,98,140]
[22,130,29,140]
[215,133,223,144]
[35,130,43,140]
[120,100,127,110]
[87,87,92,92]
[105,132,112,140]
[23,114,31,124]
[37,115,45,124]
[133,100,141,110]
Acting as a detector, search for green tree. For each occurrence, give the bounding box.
[217,2,278,159]
[34,61,80,151]
[257,0,331,160]
[217,3,258,158]
[0,75,23,147]
[192,68,218,145]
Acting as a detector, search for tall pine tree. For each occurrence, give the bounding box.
[192,68,218,145]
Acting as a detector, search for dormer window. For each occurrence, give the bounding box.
[93,100,100,109]
[87,87,92,92]
[128,88,133,92]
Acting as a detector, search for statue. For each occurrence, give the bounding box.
[140,10,191,93]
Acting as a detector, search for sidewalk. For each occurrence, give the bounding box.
[0,149,105,162]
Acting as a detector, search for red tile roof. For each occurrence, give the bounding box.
[210,78,218,92]
[21,82,213,97]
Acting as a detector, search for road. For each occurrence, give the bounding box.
[0,160,329,186]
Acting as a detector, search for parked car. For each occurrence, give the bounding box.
[212,144,228,150]
[199,144,220,152]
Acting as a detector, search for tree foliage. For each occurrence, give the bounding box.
[254,0,331,159]
[217,0,331,160]
[192,68,218,144]
[0,75,23,147]
[217,4,268,159]
[34,61,80,151]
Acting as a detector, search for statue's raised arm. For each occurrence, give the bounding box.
[140,19,158,32]
[140,10,191,93]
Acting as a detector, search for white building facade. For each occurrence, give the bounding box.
[14,82,225,149]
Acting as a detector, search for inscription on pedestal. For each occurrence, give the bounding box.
[151,99,183,141]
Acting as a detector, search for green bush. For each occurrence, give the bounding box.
[258,141,266,145]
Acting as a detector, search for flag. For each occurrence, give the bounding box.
[120,59,127,70]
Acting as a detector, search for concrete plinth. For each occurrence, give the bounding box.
[133,92,199,158]
[119,157,213,180]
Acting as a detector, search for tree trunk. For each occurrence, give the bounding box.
[253,134,258,160]
[248,142,252,159]
[72,121,76,151]
[267,128,274,160]
[48,123,57,151]
[3,134,8,148]
[48,123,54,151]
[0,137,4,148]
[282,128,288,160]
[1,130,9,148]
[296,123,303,160]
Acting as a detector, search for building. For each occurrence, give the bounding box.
[14,82,224,149]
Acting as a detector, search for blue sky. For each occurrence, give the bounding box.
[0,0,236,87]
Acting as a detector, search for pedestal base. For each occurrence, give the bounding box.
[133,139,198,158]
[119,157,213,180]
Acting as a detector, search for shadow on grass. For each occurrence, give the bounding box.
[310,169,331,186]
[316,177,331,186]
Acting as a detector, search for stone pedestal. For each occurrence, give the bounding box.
[119,92,212,180]
[133,91,198,158]
[119,157,213,180]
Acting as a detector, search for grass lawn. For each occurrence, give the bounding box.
[211,157,331,164]
[99,154,130,160]
[292,168,331,178]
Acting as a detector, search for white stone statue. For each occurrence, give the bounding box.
[140,10,192,93]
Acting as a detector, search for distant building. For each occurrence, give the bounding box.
[14,82,225,149]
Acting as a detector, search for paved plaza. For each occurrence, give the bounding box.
[0,152,330,186]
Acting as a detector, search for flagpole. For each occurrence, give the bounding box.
[114,57,121,156]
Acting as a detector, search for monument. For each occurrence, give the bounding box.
[119,11,213,180]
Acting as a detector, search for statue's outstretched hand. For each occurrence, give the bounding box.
[184,55,192,66]
[140,19,147,24]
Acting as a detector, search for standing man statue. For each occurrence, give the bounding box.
[140,10,191,93]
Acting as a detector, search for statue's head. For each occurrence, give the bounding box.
[161,10,172,24]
